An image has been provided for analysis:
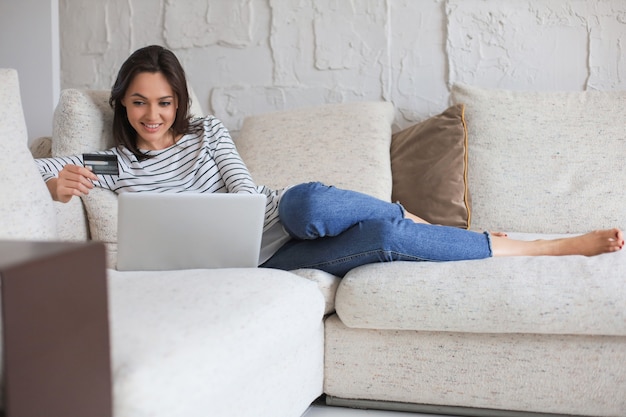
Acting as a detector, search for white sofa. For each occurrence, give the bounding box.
[2,66,625,417]
[1,68,325,417]
[323,87,626,417]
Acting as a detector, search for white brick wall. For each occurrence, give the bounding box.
[60,0,626,132]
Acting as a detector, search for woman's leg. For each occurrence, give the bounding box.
[491,229,624,257]
[262,218,492,277]
[271,182,623,276]
[263,223,623,277]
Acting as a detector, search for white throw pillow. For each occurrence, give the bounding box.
[0,69,57,240]
[451,84,626,233]
[52,89,114,156]
[235,102,395,201]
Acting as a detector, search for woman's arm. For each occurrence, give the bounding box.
[209,118,259,194]
[35,156,99,203]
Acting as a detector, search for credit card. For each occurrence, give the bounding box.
[83,153,119,175]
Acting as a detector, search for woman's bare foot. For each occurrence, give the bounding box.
[554,228,624,256]
[491,228,623,257]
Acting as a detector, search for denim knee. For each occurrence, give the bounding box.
[279,181,406,241]
[279,182,328,239]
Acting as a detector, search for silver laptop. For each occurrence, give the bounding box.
[116,193,266,271]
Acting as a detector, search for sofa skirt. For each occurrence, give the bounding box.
[324,314,626,416]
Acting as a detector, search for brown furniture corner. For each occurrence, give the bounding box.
[0,241,112,417]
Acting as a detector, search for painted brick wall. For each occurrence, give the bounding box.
[60,0,626,132]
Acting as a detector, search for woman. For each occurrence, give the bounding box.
[36,45,623,277]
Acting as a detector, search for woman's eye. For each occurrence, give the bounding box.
[160,101,172,107]
[133,101,145,106]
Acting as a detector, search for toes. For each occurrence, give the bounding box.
[611,228,624,249]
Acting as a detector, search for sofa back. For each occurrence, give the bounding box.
[0,69,57,241]
[452,84,626,234]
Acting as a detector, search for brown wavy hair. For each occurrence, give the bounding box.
[109,45,199,160]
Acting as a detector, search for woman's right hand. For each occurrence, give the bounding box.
[47,164,99,203]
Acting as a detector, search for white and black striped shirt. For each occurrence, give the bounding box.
[36,116,291,263]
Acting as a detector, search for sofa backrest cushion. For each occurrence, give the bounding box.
[0,69,57,240]
[235,102,395,201]
[451,84,626,233]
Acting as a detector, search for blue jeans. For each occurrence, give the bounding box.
[261,182,492,277]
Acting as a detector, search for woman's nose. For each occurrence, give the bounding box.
[147,104,159,119]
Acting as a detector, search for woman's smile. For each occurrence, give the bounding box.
[141,122,165,134]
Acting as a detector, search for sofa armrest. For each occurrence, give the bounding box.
[54,199,91,241]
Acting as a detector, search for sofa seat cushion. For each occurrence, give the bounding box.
[291,268,341,315]
[107,267,325,417]
[451,84,626,234]
[334,233,626,336]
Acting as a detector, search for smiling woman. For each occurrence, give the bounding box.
[34,44,624,278]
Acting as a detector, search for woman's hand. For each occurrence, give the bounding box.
[46,164,99,203]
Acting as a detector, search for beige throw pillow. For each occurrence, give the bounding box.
[390,104,471,229]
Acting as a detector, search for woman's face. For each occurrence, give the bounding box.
[122,71,179,150]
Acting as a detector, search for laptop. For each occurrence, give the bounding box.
[116,193,266,271]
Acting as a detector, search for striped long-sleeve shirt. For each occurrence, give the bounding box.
[35,115,291,263]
